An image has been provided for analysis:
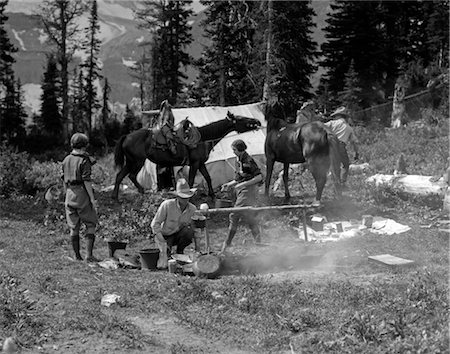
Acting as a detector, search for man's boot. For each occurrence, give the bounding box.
[71,235,83,260]
[85,234,98,262]
[221,228,237,253]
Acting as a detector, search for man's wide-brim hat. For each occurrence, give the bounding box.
[330,106,349,118]
[173,178,197,198]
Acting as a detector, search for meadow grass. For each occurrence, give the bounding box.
[0,119,448,352]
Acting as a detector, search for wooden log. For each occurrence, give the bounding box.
[200,204,318,214]
[366,174,446,195]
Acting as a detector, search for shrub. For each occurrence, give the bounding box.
[25,160,62,193]
[0,145,30,197]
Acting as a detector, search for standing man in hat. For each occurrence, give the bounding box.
[220,139,263,252]
[62,133,99,262]
[151,178,199,268]
[324,107,360,188]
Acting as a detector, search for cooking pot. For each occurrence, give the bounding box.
[192,254,221,279]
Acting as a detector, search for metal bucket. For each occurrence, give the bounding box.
[191,214,206,228]
[139,248,160,270]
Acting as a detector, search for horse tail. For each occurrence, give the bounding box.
[325,130,342,192]
[114,135,127,170]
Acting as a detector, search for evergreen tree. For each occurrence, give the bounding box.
[101,77,111,130]
[80,0,102,137]
[321,1,385,108]
[121,105,139,135]
[338,59,362,114]
[129,48,152,111]
[196,1,260,105]
[1,75,26,147]
[268,0,318,109]
[321,1,449,109]
[71,68,88,134]
[0,0,16,85]
[0,0,18,142]
[136,0,193,107]
[38,54,62,140]
[38,0,86,143]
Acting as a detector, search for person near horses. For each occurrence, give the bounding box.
[151,178,198,268]
[324,107,359,187]
[158,100,177,155]
[220,139,263,252]
[61,133,99,262]
[296,101,319,124]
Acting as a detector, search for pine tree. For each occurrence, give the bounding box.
[80,0,102,137]
[196,1,260,105]
[1,75,26,147]
[136,0,193,107]
[338,59,362,114]
[121,105,138,135]
[71,68,88,134]
[0,0,18,142]
[38,54,62,141]
[101,77,111,130]
[0,0,16,85]
[38,0,86,143]
[321,1,385,108]
[269,1,318,110]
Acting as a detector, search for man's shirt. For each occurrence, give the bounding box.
[324,118,358,145]
[151,198,197,236]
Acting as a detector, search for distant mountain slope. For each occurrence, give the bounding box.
[5,0,329,115]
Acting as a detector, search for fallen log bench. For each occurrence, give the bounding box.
[366,174,446,195]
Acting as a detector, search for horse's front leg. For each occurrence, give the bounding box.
[198,164,215,199]
[112,165,130,201]
[282,163,291,202]
[265,157,275,199]
[188,162,200,189]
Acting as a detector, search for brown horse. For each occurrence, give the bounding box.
[113,112,261,200]
[264,101,341,205]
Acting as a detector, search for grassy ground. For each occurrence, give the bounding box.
[0,122,449,353]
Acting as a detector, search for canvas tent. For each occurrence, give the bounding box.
[142,102,267,190]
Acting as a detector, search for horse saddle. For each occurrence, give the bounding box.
[149,119,201,151]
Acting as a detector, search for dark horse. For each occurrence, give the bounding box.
[264,101,341,205]
[113,112,261,200]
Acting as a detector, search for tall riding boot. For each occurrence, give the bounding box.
[221,228,237,252]
[85,234,98,262]
[71,235,83,260]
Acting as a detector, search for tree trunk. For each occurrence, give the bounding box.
[262,0,273,101]
[390,76,408,128]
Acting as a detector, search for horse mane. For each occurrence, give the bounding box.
[264,100,289,131]
[197,119,232,141]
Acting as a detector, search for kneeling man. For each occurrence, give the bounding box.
[151,178,198,268]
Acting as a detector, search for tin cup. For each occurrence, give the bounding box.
[168,259,177,273]
[362,215,373,228]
